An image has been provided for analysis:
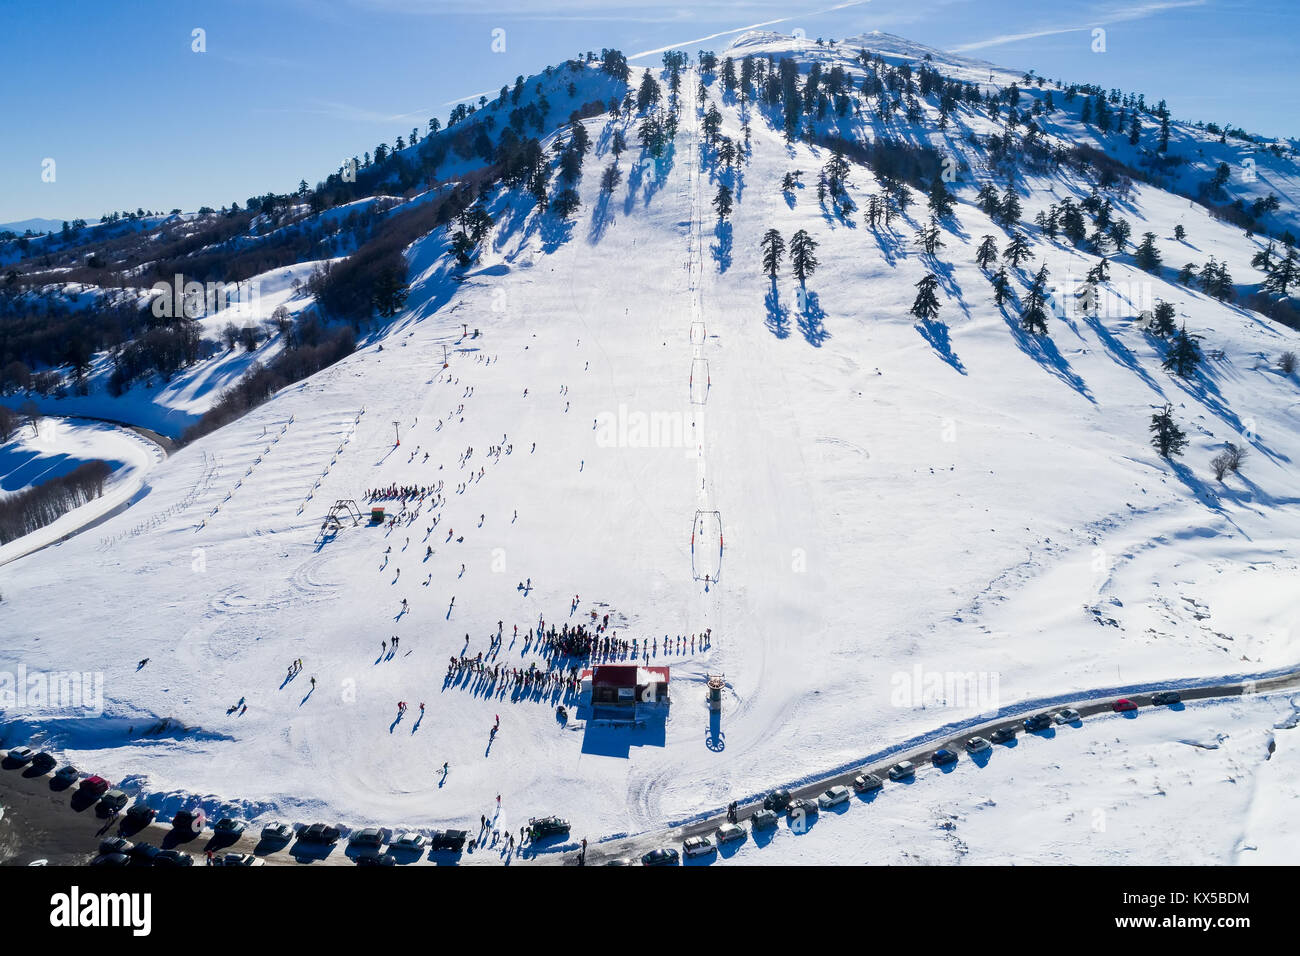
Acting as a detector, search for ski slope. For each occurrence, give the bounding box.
[1,38,1298,856]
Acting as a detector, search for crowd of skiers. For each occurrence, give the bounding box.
[366,483,442,502]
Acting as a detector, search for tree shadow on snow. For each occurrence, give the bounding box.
[764,280,790,339]
[998,304,1095,403]
[915,318,966,374]
[711,221,732,273]
[797,291,830,347]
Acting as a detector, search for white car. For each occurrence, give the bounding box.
[391,832,427,851]
[715,823,745,845]
[682,835,715,858]
[6,746,34,764]
[1054,708,1082,724]
[817,785,851,809]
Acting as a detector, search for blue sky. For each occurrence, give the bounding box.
[2,0,1296,224]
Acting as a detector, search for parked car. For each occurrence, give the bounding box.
[213,818,246,837]
[261,821,293,843]
[1152,691,1182,706]
[356,852,396,866]
[750,809,779,831]
[965,736,992,753]
[853,772,883,793]
[528,816,571,839]
[1024,712,1054,732]
[220,853,264,867]
[350,828,385,848]
[990,726,1018,744]
[99,838,133,856]
[171,807,205,835]
[89,853,130,867]
[682,835,715,858]
[79,775,110,796]
[715,822,745,845]
[603,857,636,866]
[97,789,129,816]
[391,832,427,852]
[1113,698,1138,712]
[429,829,468,852]
[932,748,958,766]
[641,847,679,866]
[817,785,851,808]
[30,752,56,773]
[1054,708,1081,724]
[787,797,819,819]
[125,804,156,827]
[5,746,34,765]
[888,760,916,781]
[154,849,193,867]
[127,843,161,866]
[299,823,341,844]
[54,765,80,785]
[762,788,792,812]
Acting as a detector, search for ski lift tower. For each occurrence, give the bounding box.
[393,421,401,446]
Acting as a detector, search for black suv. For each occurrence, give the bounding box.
[299,823,341,844]
[528,816,571,839]
[990,726,1017,744]
[430,829,468,852]
[1023,713,1053,732]
[762,788,792,812]
[1152,691,1182,706]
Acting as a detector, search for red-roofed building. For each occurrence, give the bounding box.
[581,664,670,710]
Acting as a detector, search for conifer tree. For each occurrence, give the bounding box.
[790,229,819,285]
[1149,403,1187,457]
[761,229,785,277]
[910,273,941,321]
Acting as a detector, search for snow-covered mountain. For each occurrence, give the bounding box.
[1,32,1297,862]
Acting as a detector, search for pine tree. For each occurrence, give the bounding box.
[600,163,623,193]
[975,234,999,270]
[975,183,1000,218]
[761,229,785,277]
[910,273,941,322]
[1149,403,1187,458]
[999,187,1022,228]
[1149,300,1178,337]
[991,265,1012,306]
[916,218,944,256]
[790,229,819,285]
[927,177,956,218]
[1162,323,1203,376]
[1021,264,1051,334]
[1263,249,1299,297]
[1251,240,1276,273]
[1109,218,1132,253]
[1134,232,1162,272]
[713,184,733,221]
[1003,233,1033,268]
[552,188,581,219]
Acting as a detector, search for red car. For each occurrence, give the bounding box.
[1113,698,1138,712]
[79,775,110,795]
